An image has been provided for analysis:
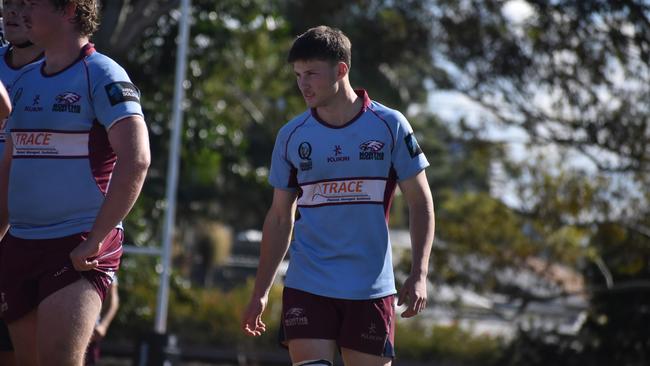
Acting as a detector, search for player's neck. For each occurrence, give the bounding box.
[8,46,42,68]
[43,37,89,74]
[316,84,362,127]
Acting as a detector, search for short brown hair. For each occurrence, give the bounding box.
[288,26,351,67]
[50,0,100,36]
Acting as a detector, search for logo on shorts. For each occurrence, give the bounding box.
[52,92,82,113]
[361,322,384,342]
[298,142,313,171]
[359,140,385,160]
[54,266,69,277]
[284,307,309,327]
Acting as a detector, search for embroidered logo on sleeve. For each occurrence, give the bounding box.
[404,132,423,158]
[104,82,140,106]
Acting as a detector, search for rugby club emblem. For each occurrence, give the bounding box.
[55,92,81,105]
[359,140,385,160]
[52,92,82,113]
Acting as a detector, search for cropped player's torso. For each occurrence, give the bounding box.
[7,44,142,239]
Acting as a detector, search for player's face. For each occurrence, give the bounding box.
[2,0,30,44]
[293,59,340,108]
[20,0,65,46]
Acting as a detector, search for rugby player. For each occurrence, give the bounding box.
[0,1,150,364]
[242,26,435,366]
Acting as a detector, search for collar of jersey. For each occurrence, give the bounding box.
[311,89,371,129]
[40,43,96,78]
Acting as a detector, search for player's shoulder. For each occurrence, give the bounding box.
[368,100,406,124]
[367,100,410,137]
[84,49,130,79]
[0,45,9,59]
[277,109,312,138]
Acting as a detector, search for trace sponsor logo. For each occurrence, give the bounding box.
[311,180,370,202]
[11,131,89,157]
[327,145,349,163]
[25,94,43,112]
[359,140,385,160]
[284,307,308,327]
[298,178,386,206]
[13,131,52,146]
[298,141,312,171]
[52,92,82,113]
[361,322,384,342]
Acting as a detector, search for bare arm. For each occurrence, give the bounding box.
[242,188,298,336]
[0,82,12,238]
[0,137,12,238]
[0,82,11,120]
[70,115,150,271]
[397,170,435,318]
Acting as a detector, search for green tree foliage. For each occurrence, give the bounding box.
[280,0,438,110]
[434,0,650,173]
[428,1,650,363]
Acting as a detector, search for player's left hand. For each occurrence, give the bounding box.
[397,273,428,318]
[70,236,102,271]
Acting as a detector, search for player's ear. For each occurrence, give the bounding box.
[62,2,77,23]
[336,61,349,80]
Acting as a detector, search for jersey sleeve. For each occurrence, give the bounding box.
[268,126,298,191]
[391,112,429,181]
[91,61,143,129]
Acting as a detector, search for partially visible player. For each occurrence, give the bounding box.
[0,79,11,366]
[0,1,150,365]
[85,280,119,366]
[0,0,43,161]
[242,26,435,366]
[0,2,43,364]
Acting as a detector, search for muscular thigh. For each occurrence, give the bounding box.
[38,279,102,364]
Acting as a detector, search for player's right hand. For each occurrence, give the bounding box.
[241,296,268,336]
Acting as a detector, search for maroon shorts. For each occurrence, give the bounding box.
[280,287,396,358]
[0,228,123,323]
[85,340,101,365]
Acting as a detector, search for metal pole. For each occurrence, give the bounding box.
[154,0,192,334]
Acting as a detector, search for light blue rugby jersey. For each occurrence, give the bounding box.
[0,46,43,156]
[269,89,429,300]
[6,44,143,239]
